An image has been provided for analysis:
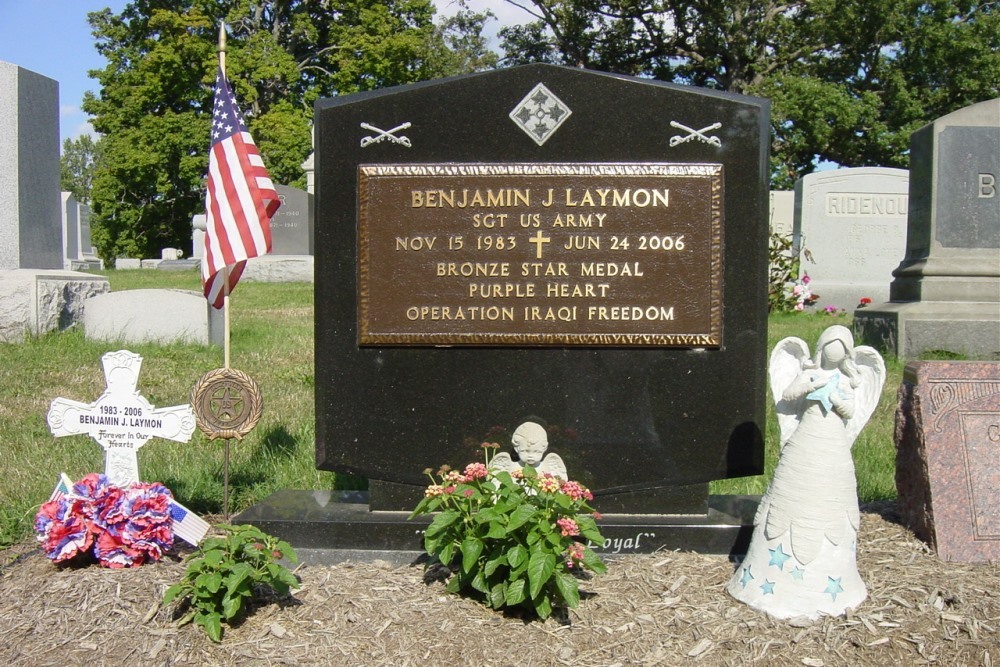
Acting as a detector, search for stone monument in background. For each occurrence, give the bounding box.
[794,167,909,310]
[854,98,1000,358]
[0,61,108,343]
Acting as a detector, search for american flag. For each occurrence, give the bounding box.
[201,67,280,308]
[169,500,212,546]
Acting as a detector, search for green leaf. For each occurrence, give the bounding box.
[489,581,507,609]
[221,594,243,620]
[527,551,556,600]
[505,504,537,532]
[439,541,456,566]
[425,510,461,538]
[554,572,580,608]
[483,551,507,578]
[532,590,553,619]
[461,536,484,574]
[197,611,223,643]
[485,521,507,539]
[506,544,527,569]
[582,548,608,574]
[162,583,185,605]
[196,572,223,594]
[504,578,527,606]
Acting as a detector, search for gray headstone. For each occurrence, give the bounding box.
[83,289,223,346]
[855,98,1000,358]
[0,62,61,270]
[794,167,909,310]
[191,214,206,259]
[61,192,81,266]
[270,185,313,255]
[79,202,95,257]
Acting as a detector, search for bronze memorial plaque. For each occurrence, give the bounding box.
[359,163,722,347]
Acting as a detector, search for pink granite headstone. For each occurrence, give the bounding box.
[895,361,1000,563]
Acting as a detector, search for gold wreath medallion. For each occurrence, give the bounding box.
[191,368,263,440]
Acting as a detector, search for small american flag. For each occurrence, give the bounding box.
[48,472,74,502]
[201,67,281,308]
[169,500,211,546]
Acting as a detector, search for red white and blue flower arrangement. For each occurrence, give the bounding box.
[34,473,174,568]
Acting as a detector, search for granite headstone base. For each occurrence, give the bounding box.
[241,255,314,283]
[854,301,1000,359]
[233,489,757,566]
[895,361,1000,563]
[0,269,109,343]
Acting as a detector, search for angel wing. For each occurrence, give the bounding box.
[488,452,520,475]
[844,345,886,446]
[536,453,568,481]
[768,337,810,447]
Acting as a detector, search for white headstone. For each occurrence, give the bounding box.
[769,191,794,237]
[46,350,196,486]
[191,214,206,259]
[794,167,909,310]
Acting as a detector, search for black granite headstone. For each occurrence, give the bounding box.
[238,65,770,560]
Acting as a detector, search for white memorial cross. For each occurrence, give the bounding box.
[47,350,196,486]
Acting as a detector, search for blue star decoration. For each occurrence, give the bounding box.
[739,565,754,589]
[806,371,842,411]
[761,580,776,595]
[768,544,792,571]
[791,566,806,581]
[824,576,844,601]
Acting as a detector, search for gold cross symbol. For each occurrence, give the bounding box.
[528,230,551,259]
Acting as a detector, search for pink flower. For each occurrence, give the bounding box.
[444,470,463,484]
[560,480,593,502]
[556,518,580,537]
[592,511,603,521]
[794,302,804,311]
[463,489,475,498]
[463,462,488,481]
[792,285,804,297]
[444,485,456,495]
[801,273,811,285]
[565,542,586,567]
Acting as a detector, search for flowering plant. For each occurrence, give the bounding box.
[34,473,173,568]
[790,273,820,311]
[409,444,606,619]
[858,297,873,308]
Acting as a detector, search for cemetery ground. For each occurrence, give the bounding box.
[1,272,996,666]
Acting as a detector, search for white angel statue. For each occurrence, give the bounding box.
[727,325,885,620]
[489,421,568,481]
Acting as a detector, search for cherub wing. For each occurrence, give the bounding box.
[844,345,886,446]
[768,337,810,447]
[488,452,519,475]
[537,453,568,481]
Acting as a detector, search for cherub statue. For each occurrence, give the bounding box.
[727,325,885,620]
[489,421,568,481]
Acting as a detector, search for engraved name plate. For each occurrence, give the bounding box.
[358,163,722,347]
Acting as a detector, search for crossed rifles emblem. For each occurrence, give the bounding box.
[360,122,412,148]
[669,120,722,147]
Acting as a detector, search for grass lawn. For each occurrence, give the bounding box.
[0,271,904,546]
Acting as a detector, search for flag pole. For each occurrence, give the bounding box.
[219,22,232,373]
[218,20,231,521]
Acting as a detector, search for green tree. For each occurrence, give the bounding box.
[60,134,103,204]
[84,0,487,263]
[498,0,999,188]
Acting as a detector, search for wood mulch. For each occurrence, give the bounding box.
[1,502,996,667]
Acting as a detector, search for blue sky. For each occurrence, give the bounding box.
[0,0,528,147]
[0,1,129,143]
